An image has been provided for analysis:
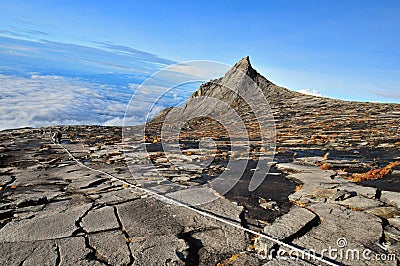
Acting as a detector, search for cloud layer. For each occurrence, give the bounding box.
[0,74,132,130]
[0,36,198,130]
[0,72,198,130]
[297,88,323,97]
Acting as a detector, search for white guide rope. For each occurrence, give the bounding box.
[51,137,339,266]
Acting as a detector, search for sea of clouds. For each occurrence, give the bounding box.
[0,72,196,130]
[0,73,132,130]
[0,35,198,130]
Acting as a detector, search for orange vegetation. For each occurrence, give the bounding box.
[247,243,256,251]
[316,161,330,170]
[217,253,243,266]
[349,161,400,182]
[290,200,308,208]
[295,184,303,192]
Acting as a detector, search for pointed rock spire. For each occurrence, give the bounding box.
[229,56,258,80]
[189,56,275,102]
[234,56,252,72]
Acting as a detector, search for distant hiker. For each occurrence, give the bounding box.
[52,131,62,144]
[56,131,62,143]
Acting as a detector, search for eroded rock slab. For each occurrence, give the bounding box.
[0,240,58,266]
[293,203,388,266]
[81,206,119,233]
[89,230,132,265]
[0,203,92,242]
[255,206,317,258]
[130,235,187,266]
[57,237,103,266]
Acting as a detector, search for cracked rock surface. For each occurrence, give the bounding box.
[0,128,251,266]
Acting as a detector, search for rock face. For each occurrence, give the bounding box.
[188,56,267,106]
[254,206,318,258]
[1,57,400,265]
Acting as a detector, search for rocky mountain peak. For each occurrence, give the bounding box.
[234,56,252,71]
[227,56,258,80]
[181,56,281,110]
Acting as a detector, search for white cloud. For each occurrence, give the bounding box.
[0,74,134,130]
[173,92,182,101]
[0,73,195,130]
[297,88,323,97]
[103,117,124,126]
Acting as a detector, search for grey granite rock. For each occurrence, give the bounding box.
[0,240,57,266]
[365,207,400,219]
[81,206,119,233]
[340,195,382,210]
[0,203,92,242]
[293,203,388,266]
[388,217,400,230]
[89,230,132,265]
[255,206,317,258]
[263,206,317,240]
[381,191,400,208]
[130,235,187,266]
[56,237,103,266]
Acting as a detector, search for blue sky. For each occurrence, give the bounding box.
[0,1,400,129]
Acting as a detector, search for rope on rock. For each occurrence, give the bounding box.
[51,136,339,266]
